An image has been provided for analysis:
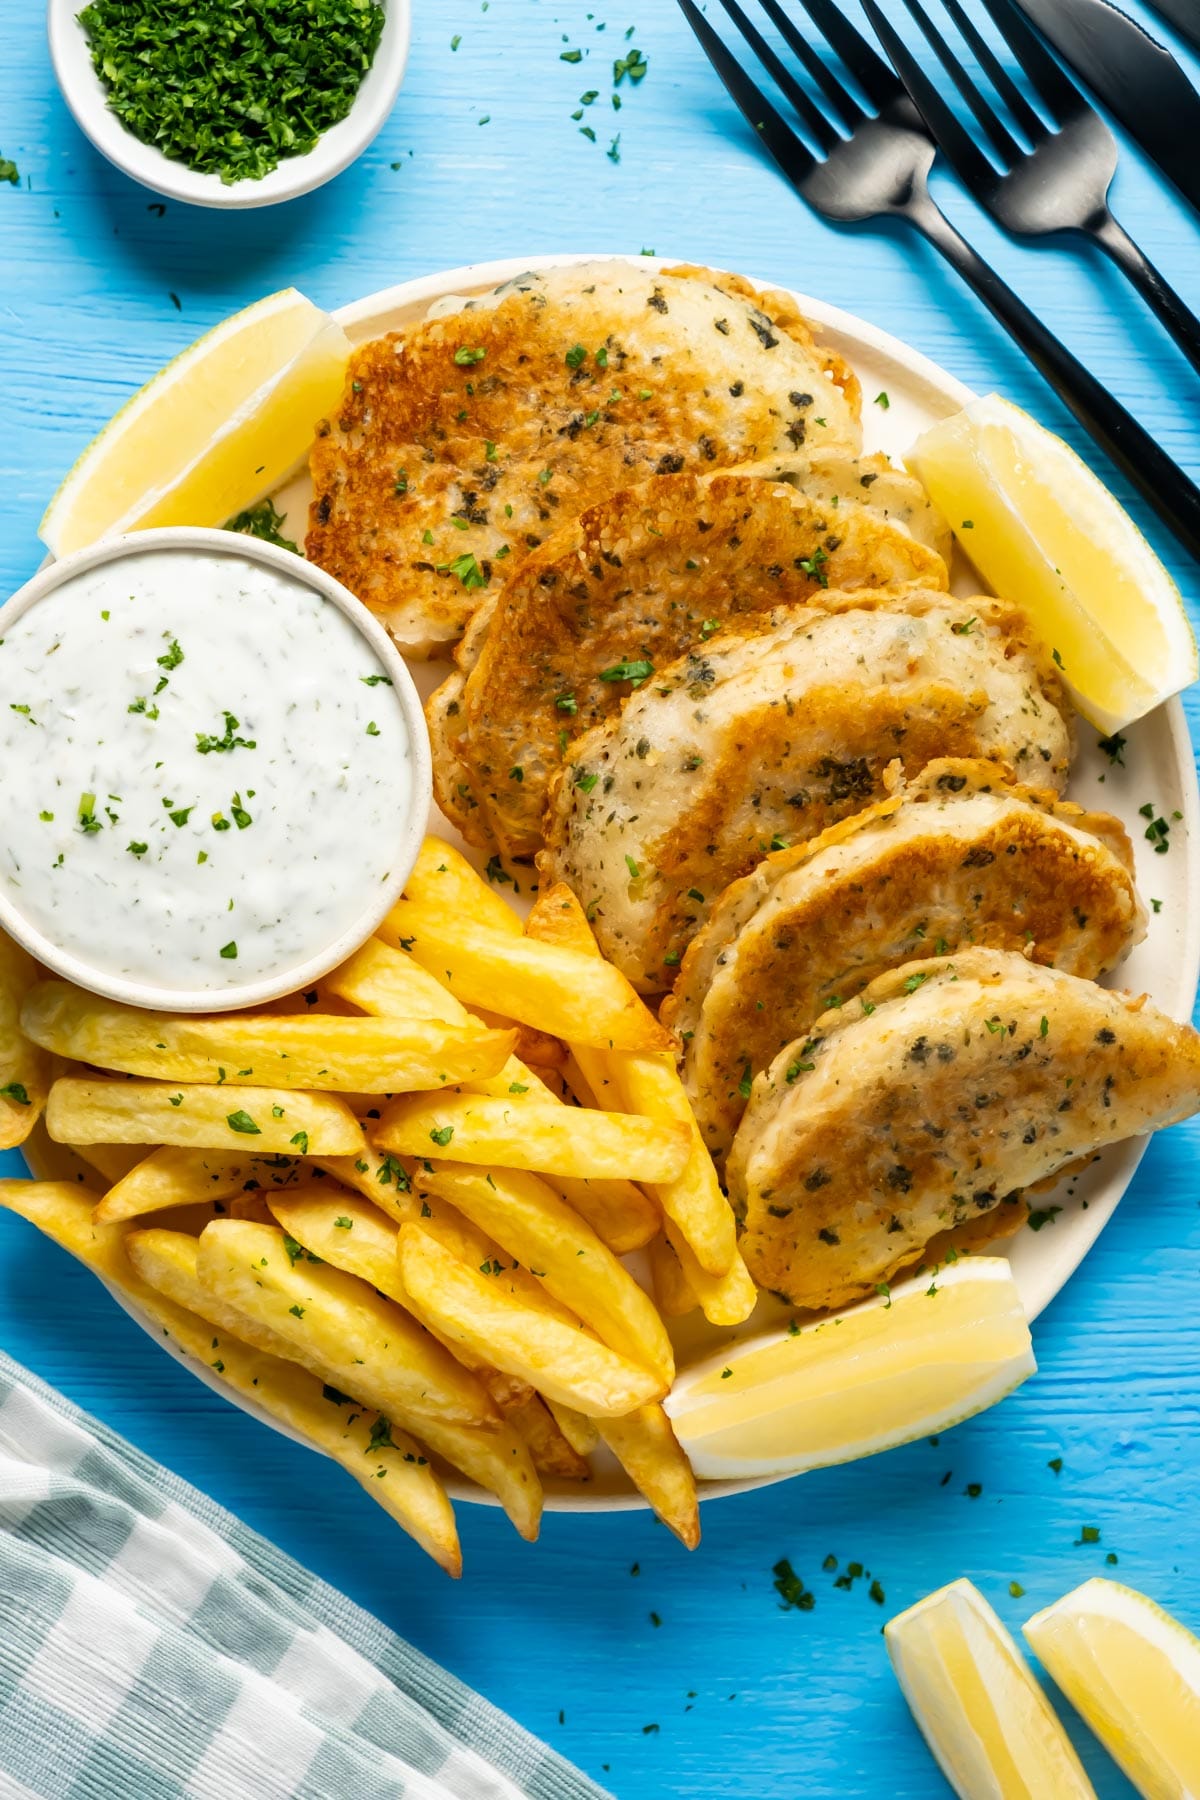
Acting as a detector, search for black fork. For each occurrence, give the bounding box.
[677,0,1200,561]
[867,0,1200,375]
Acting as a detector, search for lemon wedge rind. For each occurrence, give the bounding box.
[1024,1577,1200,1797]
[663,1257,1035,1480]
[887,1579,1097,1799]
[909,393,1197,735]
[40,287,350,558]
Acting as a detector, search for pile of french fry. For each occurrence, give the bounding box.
[0,840,757,1576]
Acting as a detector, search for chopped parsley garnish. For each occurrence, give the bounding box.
[429,1125,454,1146]
[230,794,252,830]
[772,1557,814,1611]
[0,159,19,186]
[219,941,237,959]
[225,497,299,554]
[77,792,102,835]
[454,346,486,365]
[598,658,654,686]
[798,545,829,587]
[360,673,393,687]
[437,552,488,590]
[0,1082,30,1106]
[127,841,148,858]
[366,721,381,737]
[1097,730,1127,765]
[157,635,184,672]
[226,1109,261,1135]
[874,390,890,409]
[555,691,578,714]
[77,0,386,185]
[902,971,929,993]
[196,711,256,755]
[290,1130,310,1153]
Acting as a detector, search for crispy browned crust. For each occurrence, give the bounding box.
[729,950,1200,1314]
[306,261,862,655]
[427,470,947,855]
[541,591,1075,992]
[666,758,1145,1162]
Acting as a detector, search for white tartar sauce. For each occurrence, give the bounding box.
[0,543,416,996]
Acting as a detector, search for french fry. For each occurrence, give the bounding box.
[268,1187,588,1478]
[546,1400,600,1459]
[0,933,53,1149]
[377,1090,690,1185]
[94,1146,305,1226]
[414,1163,675,1386]
[666,1221,758,1327]
[404,836,523,935]
[468,1009,566,1070]
[69,1143,148,1185]
[597,1406,701,1550]
[46,1078,364,1154]
[649,1233,699,1319]
[22,980,514,1093]
[501,1393,591,1481]
[124,1229,462,1576]
[193,1214,497,1432]
[330,941,658,1253]
[379,898,674,1053]
[0,1182,461,1575]
[397,1226,664,1417]
[196,1217,543,1537]
[527,885,736,1276]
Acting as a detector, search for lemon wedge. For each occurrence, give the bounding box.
[886,1579,1097,1798]
[661,1257,1034,1479]
[908,393,1197,734]
[40,288,351,558]
[1024,1578,1200,1796]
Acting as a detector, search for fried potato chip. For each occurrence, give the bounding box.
[403,837,523,935]
[46,1078,364,1154]
[397,1226,664,1417]
[194,1214,496,1431]
[378,1090,690,1185]
[196,1218,543,1538]
[545,1400,600,1459]
[413,1162,675,1386]
[667,1221,758,1327]
[649,1233,699,1319]
[0,1181,460,1575]
[93,1146,304,1226]
[22,981,513,1093]
[597,1405,700,1549]
[379,900,674,1053]
[526,884,735,1275]
[329,939,658,1253]
[0,933,53,1149]
[124,1227,461,1575]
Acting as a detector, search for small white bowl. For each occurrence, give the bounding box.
[0,527,432,1012]
[47,0,411,210]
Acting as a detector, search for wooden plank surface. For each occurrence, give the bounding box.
[3,4,1200,1793]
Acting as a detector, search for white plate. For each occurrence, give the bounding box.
[28,254,1200,1512]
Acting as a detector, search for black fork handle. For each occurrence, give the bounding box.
[903,188,1200,562]
[1088,209,1200,382]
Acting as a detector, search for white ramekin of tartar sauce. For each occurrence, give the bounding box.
[0,528,431,1012]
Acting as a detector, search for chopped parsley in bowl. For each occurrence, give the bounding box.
[48,0,411,208]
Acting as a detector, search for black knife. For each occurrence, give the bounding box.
[1017,0,1200,216]
[1145,0,1200,58]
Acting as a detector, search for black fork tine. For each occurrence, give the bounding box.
[889,0,1021,165]
[860,0,997,188]
[677,0,818,186]
[975,0,1087,124]
[757,0,867,131]
[787,0,903,112]
[711,0,841,149]
[937,0,1047,141]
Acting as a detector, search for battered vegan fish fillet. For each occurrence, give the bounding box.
[542,590,1073,991]
[429,459,949,855]
[667,759,1145,1161]
[307,261,863,655]
[728,949,1200,1314]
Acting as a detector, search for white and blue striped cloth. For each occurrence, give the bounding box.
[0,1352,611,1800]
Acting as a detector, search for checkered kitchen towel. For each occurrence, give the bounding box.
[0,1351,611,1800]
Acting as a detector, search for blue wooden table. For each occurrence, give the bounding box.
[3,6,1200,1794]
